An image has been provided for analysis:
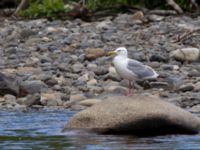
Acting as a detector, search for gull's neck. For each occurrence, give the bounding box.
[116,54,128,58]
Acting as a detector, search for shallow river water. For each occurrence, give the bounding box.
[0,110,199,150]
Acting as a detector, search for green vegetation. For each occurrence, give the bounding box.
[20,0,68,20]
[86,0,194,11]
[19,0,198,20]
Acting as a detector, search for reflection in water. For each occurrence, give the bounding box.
[0,110,199,149]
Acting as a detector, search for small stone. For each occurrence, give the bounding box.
[170,48,200,62]
[162,64,179,71]
[87,63,98,71]
[150,82,170,89]
[87,79,97,86]
[96,20,112,30]
[165,76,183,89]
[20,80,48,94]
[88,86,104,94]
[105,85,127,94]
[148,62,160,68]
[71,63,84,73]
[188,69,200,77]
[150,54,168,62]
[4,94,17,105]
[79,99,102,107]
[44,77,58,86]
[93,67,108,76]
[40,92,63,106]
[0,73,19,96]
[46,27,58,32]
[70,93,86,102]
[190,104,200,113]
[178,84,194,92]
[17,94,40,107]
[85,48,105,60]
[78,73,89,82]
[132,11,144,20]
[193,82,200,92]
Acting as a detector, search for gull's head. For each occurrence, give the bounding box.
[108,47,128,57]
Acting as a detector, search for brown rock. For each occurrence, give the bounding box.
[132,11,144,20]
[63,95,200,136]
[85,48,105,60]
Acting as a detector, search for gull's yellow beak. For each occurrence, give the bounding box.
[107,50,117,56]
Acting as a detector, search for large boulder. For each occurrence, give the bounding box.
[0,73,19,96]
[63,95,200,136]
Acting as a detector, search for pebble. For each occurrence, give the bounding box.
[40,92,63,106]
[178,84,194,92]
[85,48,105,60]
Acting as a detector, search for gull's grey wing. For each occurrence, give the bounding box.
[127,59,157,79]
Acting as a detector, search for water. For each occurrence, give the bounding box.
[0,110,199,150]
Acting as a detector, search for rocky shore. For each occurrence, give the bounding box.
[0,13,200,112]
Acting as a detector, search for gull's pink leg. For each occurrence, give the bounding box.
[128,81,131,95]
[124,81,133,96]
[129,81,134,95]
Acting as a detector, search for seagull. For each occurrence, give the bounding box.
[108,47,158,96]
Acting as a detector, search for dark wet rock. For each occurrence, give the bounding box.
[150,54,168,62]
[20,80,48,94]
[130,52,147,62]
[17,94,41,107]
[162,64,179,71]
[149,82,169,89]
[0,73,19,96]
[188,69,200,77]
[178,84,194,92]
[164,76,184,90]
[93,66,108,76]
[63,95,200,136]
[44,77,58,87]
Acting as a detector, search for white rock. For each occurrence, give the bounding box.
[78,73,89,82]
[46,27,58,32]
[4,94,17,105]
[190,104,200,113]
[87,79,97,86]
[40,92,63,106]
[170,48,200,61]
[96,20,112,30]
[70,93,86,102]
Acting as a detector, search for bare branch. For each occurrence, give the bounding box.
[166,0,183,14]
[13,0,29,16]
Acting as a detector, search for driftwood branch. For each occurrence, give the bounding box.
[166,0,183,14]
[173,28,200,43]
[190,0,198,9]
[13,0,29,16]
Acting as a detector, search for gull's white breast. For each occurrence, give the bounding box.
[113,56,137,80]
